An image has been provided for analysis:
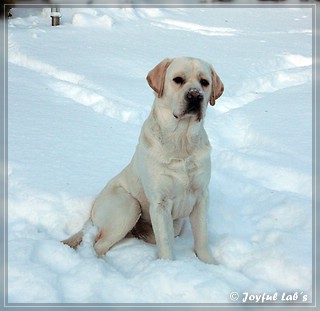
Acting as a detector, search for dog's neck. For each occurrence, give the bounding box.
[146,102,207,158]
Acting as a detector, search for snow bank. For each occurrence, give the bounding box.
[7,6,313,304]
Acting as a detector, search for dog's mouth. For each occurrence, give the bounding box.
[173,106,202,121]
[185,102,201,115]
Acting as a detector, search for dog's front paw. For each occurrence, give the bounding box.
[196,249,218,265]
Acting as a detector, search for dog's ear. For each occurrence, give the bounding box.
[146,58,173,98]
[210,68,224,106]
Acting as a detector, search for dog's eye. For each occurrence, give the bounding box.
[200,79,209,87]
[173,77,185,85]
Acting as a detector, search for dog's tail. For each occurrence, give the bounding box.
[62,219,91,249]
[62,231,84,249]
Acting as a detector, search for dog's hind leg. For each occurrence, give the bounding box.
[91,187,141,257]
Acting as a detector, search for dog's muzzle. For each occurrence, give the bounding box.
[173,88,204,120]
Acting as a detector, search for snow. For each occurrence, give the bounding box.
[7,5,313,304]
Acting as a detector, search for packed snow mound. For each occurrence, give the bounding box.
[7,6,313,304]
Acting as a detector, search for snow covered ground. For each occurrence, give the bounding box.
[6,5,313,305]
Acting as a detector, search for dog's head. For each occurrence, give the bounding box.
[147,57,224,121]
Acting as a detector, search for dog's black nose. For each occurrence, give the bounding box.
[185,88,204,103]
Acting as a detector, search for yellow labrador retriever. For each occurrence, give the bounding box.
[63,57,224,264]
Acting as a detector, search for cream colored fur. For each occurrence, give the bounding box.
[63,57,224,264]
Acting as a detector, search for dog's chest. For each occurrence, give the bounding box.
[168,156,197,186]
[165,155,208,219]
[167,151,210,196]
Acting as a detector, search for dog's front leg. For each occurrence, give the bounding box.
[190,190,217,264]
[149,198,175,260]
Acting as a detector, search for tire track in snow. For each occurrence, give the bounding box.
[218,54,312,113]
[152,19,239,36]
[8,34,84,85]
[210,53,312,201]
[52,81,140,124]
[8,34,139,124]
[214,150,312,198]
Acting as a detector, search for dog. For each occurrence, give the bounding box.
[63,57,224,264]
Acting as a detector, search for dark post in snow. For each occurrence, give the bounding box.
[51,7,61,26]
